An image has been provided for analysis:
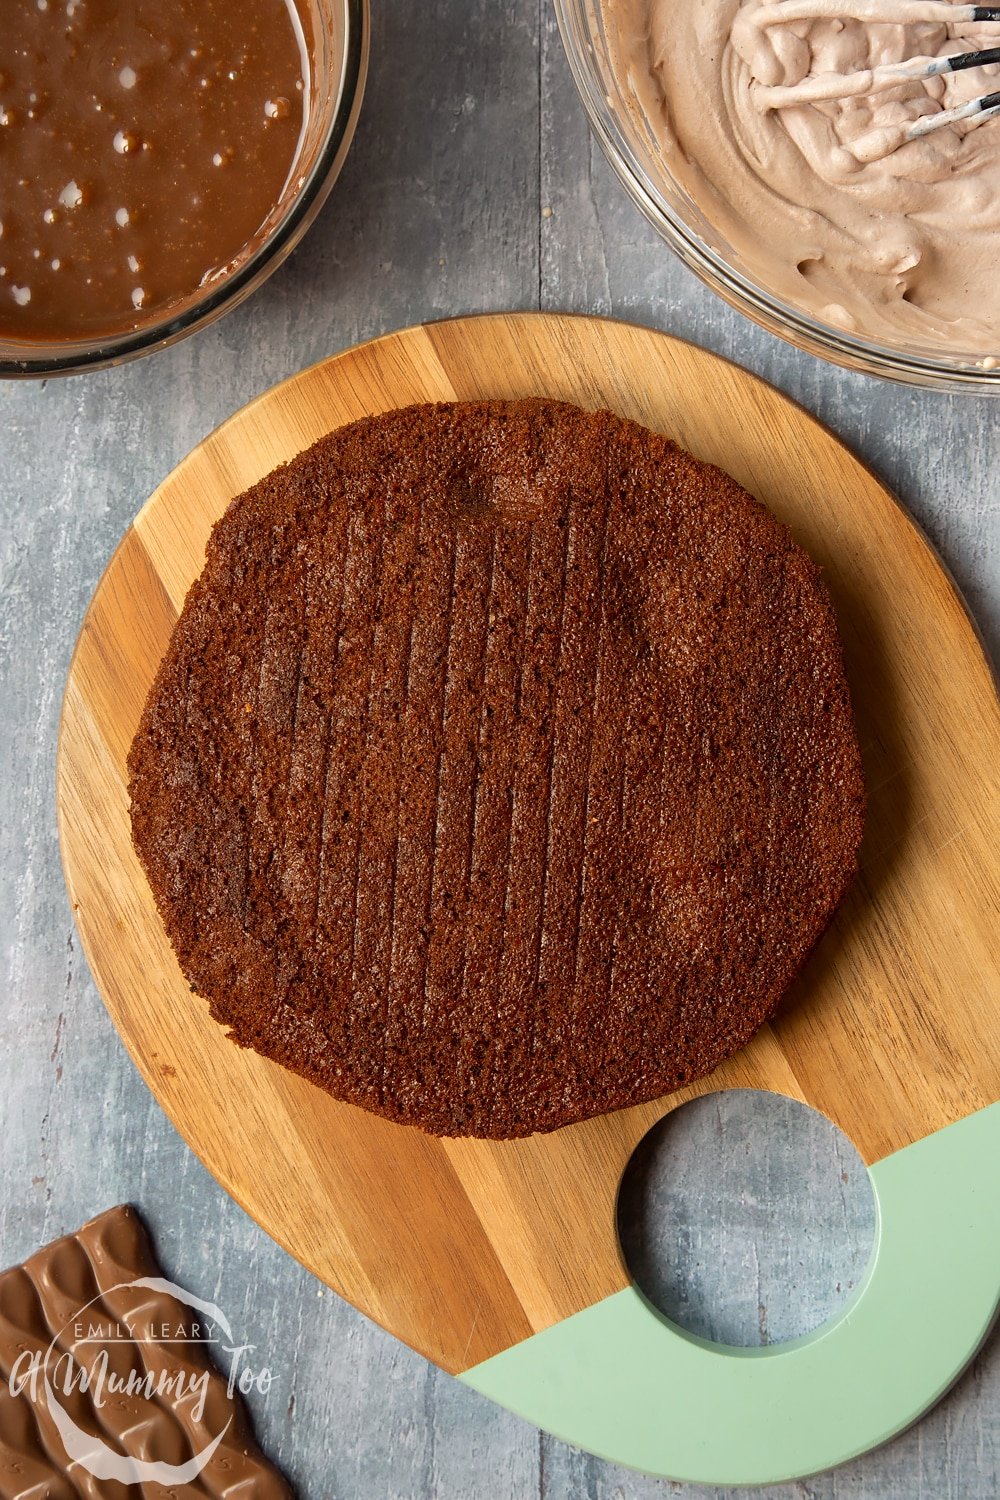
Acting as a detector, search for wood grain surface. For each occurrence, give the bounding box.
[56,313,1000,1377]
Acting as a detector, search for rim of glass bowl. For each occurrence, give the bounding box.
[0,0,369,379]
[553,0,1000,394]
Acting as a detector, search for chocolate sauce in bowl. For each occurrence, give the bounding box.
[0,0,312,341]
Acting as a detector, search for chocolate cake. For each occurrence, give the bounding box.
[128,399,864,1138]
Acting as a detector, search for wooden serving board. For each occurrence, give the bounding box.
[58,314,1000,1484]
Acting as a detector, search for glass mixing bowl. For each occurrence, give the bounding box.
[554,0,1000,392]
[0,0,368,379]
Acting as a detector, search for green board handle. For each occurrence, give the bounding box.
[460,1100,1000,1486]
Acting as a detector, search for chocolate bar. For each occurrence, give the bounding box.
[0,1204,291,1497]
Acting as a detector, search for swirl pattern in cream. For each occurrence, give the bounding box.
[607,0,1000,354]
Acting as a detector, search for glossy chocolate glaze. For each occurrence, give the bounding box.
[0,0,309,341]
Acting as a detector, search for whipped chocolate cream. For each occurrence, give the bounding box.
[607,0,1000,355]
[0,0,310,342]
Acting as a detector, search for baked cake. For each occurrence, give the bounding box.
[128,399,865,1137]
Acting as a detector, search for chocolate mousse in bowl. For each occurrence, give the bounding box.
[556,0,1000,388]
[0,0,368,376]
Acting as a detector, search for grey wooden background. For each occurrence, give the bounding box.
[2,3,998,1495]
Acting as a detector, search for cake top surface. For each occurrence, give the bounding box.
[128,398,864,1138]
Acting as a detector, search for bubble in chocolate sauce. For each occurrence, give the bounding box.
[12,286,31,305]
[115,207,130,227]
[264,97,291,120]
[59,181,83,209]
[113,128,139,155]
[119,66,137,90]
